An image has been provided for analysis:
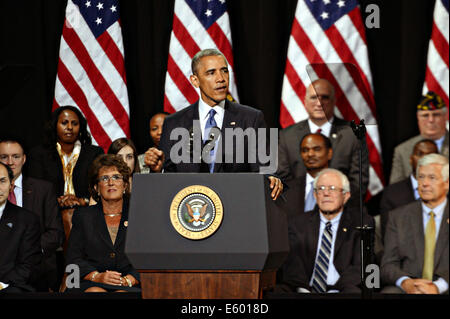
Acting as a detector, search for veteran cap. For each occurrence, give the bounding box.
[417,91,447,111]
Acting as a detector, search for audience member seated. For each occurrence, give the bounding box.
[64,154,140,293]
[0,138,64,292]
[381,154,448,294]
[26,105,104,238]
[276,78,369,200]
[280,168,374,294]
[89,138,140,206]
[139,112,167,173]
[380,139,438,239]
[390,92,449,184]
[279,133,333,218]
[108,138,140,176]
[0,162,41,293]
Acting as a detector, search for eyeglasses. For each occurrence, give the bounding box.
[314,185,344,194]
[98,174,124,184]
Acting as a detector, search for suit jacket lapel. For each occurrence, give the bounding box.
[22,176,34,211]
[333,210,350,258]
[114,201,129,248]
[214,100,237,172]
[434,203,449,267]
[95,204,115,249]
[0,203,18,240]
[411,203,425,269]
[186,104,201,172]
[308,211,320,266]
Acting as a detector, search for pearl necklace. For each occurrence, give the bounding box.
[104,213,122,217]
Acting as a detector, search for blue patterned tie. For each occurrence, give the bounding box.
[204,109,217,173]
[304,181,316,212]
[311,221,332,293]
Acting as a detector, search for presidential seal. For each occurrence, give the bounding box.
[170,185,223,240]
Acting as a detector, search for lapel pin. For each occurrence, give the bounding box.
[331,133,337,139]
[124,221,128,227]
[230,122,236,126]
[343,228,347,232]
[6,223,13,228]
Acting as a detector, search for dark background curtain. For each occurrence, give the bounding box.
[0,0,436,182]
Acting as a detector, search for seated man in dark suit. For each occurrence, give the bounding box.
[281,168,373,293]
[144,48,283,200]
[280,133,332,218]
[277,78,368,200]
[381,154,448,294]
[0,138,64,291]
[380,139,438,239]
[0,162,41,292]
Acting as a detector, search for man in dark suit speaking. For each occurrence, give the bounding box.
[145,48,283,200]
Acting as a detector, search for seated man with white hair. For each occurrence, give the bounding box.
[381,153,449,294]
[281,168,374,293]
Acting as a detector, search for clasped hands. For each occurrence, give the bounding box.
[58,194,87,208]
[401,278,439,294]
[144,147,283,200]
[92,270,133,287]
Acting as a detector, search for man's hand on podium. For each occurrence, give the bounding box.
[268,176,283,201]
[144,147,164,172]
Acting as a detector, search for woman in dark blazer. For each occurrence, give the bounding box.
[26,105,104,207]
[65,154,140,292]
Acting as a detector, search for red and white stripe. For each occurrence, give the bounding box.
[164,0,238,113]
[280,0,385,197]
[53,0,130,152]
[422,0,449,109]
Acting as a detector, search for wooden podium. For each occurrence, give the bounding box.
[125,173,289,299]
[139,270,276,299]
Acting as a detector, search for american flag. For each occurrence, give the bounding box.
[280,0,384,197]
[164,0,239,113]
[422,0,449,109]
[53,0,130,152]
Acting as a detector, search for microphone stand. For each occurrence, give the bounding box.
[350,119,374,300]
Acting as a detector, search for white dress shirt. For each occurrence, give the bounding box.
[304,173,315,201]
[409,174,420,200]
[0,201,6,221]
[308,117,334,137]
[198,98,225,141]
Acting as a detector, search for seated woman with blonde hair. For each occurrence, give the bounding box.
[64,154,140,292]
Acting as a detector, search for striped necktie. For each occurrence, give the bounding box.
[422,211,436,280]
[204,109,217,173]
[312,221,332,293]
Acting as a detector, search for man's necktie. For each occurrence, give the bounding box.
[422,211,436,280]
[8,185,17,205]
[316,128,322,134]
[311,221,332,293]
[204,109,217,173]
[304,181,316,212]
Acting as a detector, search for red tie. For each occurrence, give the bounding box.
[316,128,322,134]
[8,186,17,205]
